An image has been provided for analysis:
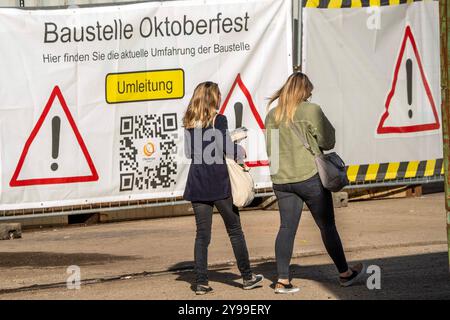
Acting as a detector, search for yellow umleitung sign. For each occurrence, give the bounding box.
[105,69,184,103]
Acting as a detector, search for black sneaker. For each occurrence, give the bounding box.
[243,274,264,290]
[195,284,213,295]
[339,263,366,287]
[274,282,300,294]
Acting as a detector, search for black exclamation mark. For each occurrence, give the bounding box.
[234,102,243,129]
[51,116,61,171]
[406,58,413,119]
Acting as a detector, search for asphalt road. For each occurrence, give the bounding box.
[1,244,449,300]
[0,193,448,299]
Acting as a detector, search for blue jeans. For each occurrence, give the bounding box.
[192,197,253,285]
[273,174,349,279]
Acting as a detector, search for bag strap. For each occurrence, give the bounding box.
[212,114,218,129]
[211,113,226,158]
[212,114,246,166]
[289,122,317,156]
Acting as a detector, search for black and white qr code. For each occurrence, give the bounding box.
[119,113,178,192]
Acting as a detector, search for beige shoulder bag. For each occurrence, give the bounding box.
[213,115,255,207]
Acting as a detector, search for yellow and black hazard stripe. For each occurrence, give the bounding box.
[303,0,437,9]
[346,159,444,184]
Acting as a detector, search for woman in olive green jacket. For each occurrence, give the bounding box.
[265,72,365,294]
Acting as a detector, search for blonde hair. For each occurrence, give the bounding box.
[183,81,221,129]
[267,72,314,125]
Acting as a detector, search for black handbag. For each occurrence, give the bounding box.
[290,123,349,192]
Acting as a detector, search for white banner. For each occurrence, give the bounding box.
[0,0,292,210]
[303,1,442,166]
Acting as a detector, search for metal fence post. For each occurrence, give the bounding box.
[439,0,450,270]
[292,0,302,71]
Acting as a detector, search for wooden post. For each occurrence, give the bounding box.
[439,0,450,270]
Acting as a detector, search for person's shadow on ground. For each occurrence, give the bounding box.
[171,251,450,299]
[170,262,243,292]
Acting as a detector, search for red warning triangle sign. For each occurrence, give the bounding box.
[10,86,99,187]
[219,74,268,167]
[377,25,440,134]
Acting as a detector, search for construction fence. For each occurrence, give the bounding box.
[0,0,443,220]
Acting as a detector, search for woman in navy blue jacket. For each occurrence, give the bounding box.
[183,81,263,295]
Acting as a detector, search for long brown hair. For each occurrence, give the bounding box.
[183,81,221,129]
[267,72,314,125]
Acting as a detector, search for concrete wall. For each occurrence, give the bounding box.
[5,215,68,230]
[1,202,194,229]
[1,0,18,6]
[98,203,193,223]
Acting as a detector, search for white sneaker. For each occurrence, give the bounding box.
[274,282,300,294]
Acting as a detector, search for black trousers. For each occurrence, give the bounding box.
[273,174,349,279]
[192,197,253,285]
